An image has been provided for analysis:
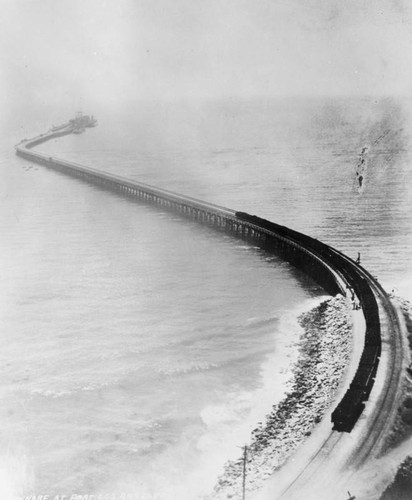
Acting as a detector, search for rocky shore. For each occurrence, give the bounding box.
[208,295,353,499]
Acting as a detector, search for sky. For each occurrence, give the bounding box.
[1,0,412,119]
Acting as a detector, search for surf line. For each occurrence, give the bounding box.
[16,122,385,435]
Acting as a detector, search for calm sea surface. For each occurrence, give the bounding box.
[1,98,411,499]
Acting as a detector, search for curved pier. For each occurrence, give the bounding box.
[15,125,407,496]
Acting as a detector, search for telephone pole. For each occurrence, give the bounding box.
[242,445,248,500]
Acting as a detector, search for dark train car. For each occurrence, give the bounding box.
[235,211,341,295]
[350,365,376,401]
[331,388,365,432]
[235,211,382,433]
[360,345,381,367]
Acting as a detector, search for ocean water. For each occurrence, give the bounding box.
[1,97,411,499]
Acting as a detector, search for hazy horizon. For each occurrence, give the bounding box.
[2,0,412,122]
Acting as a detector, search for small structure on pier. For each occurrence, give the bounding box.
[69,112,97,133]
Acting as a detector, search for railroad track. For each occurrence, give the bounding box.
[349,276,406,466]
[276,253,406,499]
[17,125,408,500]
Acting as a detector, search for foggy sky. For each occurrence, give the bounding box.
[2,0,412,117]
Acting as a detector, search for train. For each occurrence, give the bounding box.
[13,136,381,435]
[235,211,381,433]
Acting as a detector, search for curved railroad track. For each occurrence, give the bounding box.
[16,125,408,500]
[274,253,407,500]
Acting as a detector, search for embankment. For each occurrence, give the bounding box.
[210,295,352,499]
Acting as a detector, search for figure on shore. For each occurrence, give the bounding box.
[346,285,355,302]
[355,252,361,265]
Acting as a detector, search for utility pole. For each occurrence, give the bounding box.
[242,445,248,500]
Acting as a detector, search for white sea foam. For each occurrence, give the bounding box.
[196,296,329,459]
[3,97,411,500]
[109,297,329,500]
[157,361,220,376]
[0,446,33,500]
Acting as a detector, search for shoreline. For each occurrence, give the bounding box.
[208,294,353,499]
